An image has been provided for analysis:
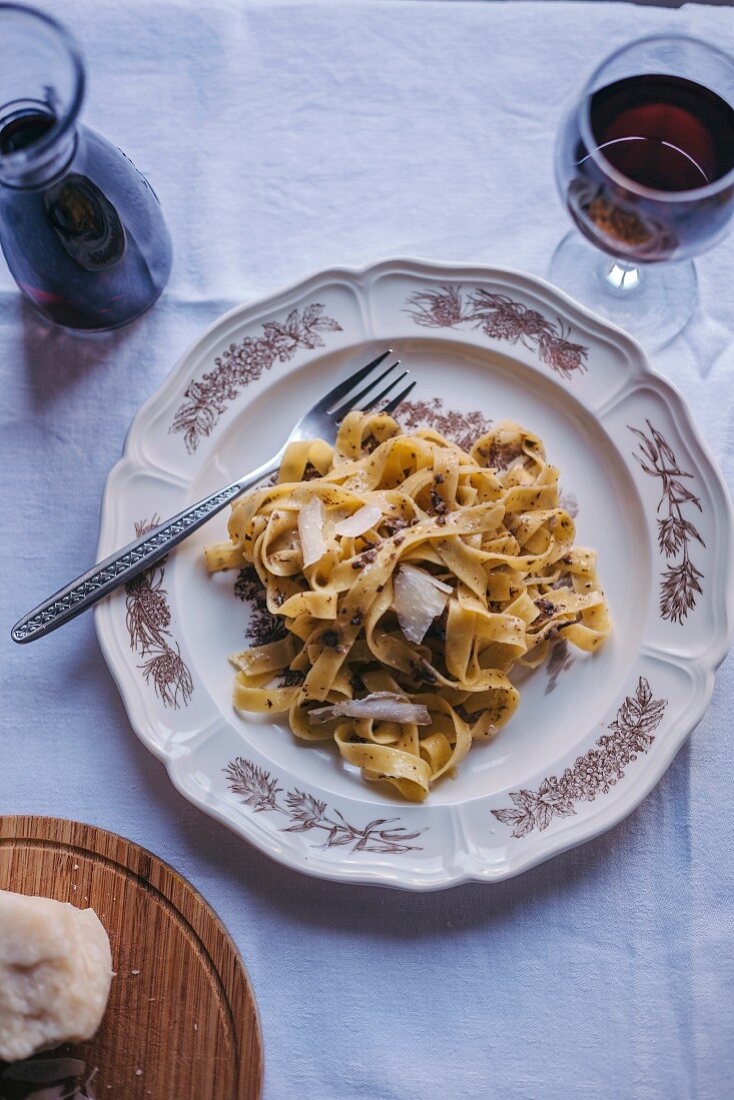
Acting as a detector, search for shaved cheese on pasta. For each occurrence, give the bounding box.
[308,692,431,726]
[334,504,382,538]
[298,496,326,567]
[393,565,450,644]
[400,563,452,593]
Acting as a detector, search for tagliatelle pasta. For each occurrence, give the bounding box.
[205,411,611,802]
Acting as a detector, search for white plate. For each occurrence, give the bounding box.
[95,259,733,890]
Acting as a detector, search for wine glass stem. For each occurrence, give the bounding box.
[602,258,642,293]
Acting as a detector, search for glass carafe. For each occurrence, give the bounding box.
[0,3,172,330]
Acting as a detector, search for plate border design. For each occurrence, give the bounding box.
[224,757,426,854]
[125,517,194,710]
[94,258,734,890]
[491,676,667,837]
[170,303,342,453]
[404,284,589,378]
[629,420,705,623]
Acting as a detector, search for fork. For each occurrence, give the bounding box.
[11,349,414,644]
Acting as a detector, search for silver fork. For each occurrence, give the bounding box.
[12,349,414,644]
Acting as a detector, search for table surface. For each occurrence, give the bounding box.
[2,3,733,1098]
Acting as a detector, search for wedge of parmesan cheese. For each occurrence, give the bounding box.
[0,890,113,1062]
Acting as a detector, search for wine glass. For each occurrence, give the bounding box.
[550,35,734,350]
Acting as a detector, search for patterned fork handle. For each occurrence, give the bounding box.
[11,454,281,644]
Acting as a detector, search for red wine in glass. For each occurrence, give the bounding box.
[562,73,734,262]
[590,74,734,192]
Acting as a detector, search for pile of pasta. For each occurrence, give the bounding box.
[205,410,611,802]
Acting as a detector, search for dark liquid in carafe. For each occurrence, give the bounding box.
[0,109,171,330]
[0,111,56,154]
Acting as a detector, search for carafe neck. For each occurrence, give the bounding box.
[0,105,77,189]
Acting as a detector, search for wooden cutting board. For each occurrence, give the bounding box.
[0,816,263,1100]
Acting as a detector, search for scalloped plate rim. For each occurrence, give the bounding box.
[94,257,734,890]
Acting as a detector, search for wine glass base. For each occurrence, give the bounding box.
[548,232,697,352]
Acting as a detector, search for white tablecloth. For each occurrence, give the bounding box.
[2,2,733,1097]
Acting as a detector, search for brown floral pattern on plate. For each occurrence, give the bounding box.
[405,285,588,379]
[170,304,342,453]
[125,518,193,709]
[397,397,492,452]
[629,420,705,623]
[224,758,425,854]
[491,677,667,837]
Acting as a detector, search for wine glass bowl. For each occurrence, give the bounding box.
[550,35,734,349]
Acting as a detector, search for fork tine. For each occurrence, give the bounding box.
[359,371,410,413]
[315,349,392,411]
[330,360,401,418]
[382,379,417,415]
